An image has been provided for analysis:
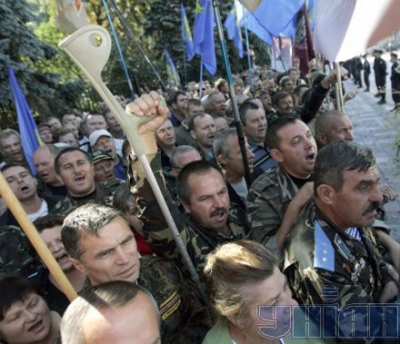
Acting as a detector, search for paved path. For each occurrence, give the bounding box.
[343,68,400,240]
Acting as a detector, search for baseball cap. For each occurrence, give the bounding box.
[89,129,112,147]
[91,150,113,164]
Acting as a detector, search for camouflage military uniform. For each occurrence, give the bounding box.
[139,256,211,343]
[50,181,121,215]
[0,225,47,289]
[246,165,300,261]
[284,202,395,342]
[130,153,247,276]
[83,255,211,344]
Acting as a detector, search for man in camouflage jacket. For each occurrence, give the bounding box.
[246,116,317,263]
[126,92,248,276]
[284,141,398,342]
[62,203,211,344]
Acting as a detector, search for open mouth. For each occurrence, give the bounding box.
[74,176,85,182]
[55,253,69,263]
[305,152,316,161]
[211,208,227,220]
[28,320,44,333]
[20,185,29,192]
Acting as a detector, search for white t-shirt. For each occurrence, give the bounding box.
[28,199,49,222]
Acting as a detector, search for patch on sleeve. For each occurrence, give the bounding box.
[314,220,335,272]
[159,290,181,320]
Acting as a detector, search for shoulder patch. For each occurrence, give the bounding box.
[314,221,335,271]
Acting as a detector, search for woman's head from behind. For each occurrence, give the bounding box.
[203,240,297,342]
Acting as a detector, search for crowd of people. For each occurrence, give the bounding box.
[0,52,399,344]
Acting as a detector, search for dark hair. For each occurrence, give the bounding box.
[293,84,309,97]
[62,204,124,259]
[238,100,260,124]
[314,141,376,192]
[54,147,91,174]
[58,128,79,140]
[311,73,326,88]
[34,214,65,233]
[168,90,187,106]
[176,160,224,202]
[122,138,132,162]
[0,275,40,322]
[112,185,135,213]
[271,91,292,107]
[0,163,31,174]
[266,115,298,150]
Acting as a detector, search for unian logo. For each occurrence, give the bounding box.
[256,303,399,340]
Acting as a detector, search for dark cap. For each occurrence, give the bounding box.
[373,49,384,54]
[91,150,113,164]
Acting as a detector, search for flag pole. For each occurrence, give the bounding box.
[278,37,287,72]
[199,58,204,99]
[102,0,135,99]
[243,18,253,93]
[107,0,167,91]
[335,62,344,112]
[182,41,188,86]
[211,0,250,184]
[0,173,77,301]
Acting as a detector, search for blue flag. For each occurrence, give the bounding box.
[239,0,305,36]
[233,1,272,45]
[193,0,216,75]
[181,3,195,61]
[8,67,43,174]
[224,3,244,57]
[163,49,181,88]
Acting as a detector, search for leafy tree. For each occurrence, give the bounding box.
[0,0,62,125]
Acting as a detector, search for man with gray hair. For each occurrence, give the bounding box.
[61,203,211,343]
[284,140,399,341]
[201,90,227,118]
[61,281,161,344]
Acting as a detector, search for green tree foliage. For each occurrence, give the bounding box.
[0,0,273,128]
[0,0,62,125]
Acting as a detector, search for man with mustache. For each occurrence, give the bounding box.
[284,141,399,341]
[125,92,247,276]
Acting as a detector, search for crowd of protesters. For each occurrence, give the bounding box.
[0,52,399,344]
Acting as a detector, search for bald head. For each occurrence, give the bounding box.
[315,110,354,148]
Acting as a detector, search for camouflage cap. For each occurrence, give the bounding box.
[91,150,113,165]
